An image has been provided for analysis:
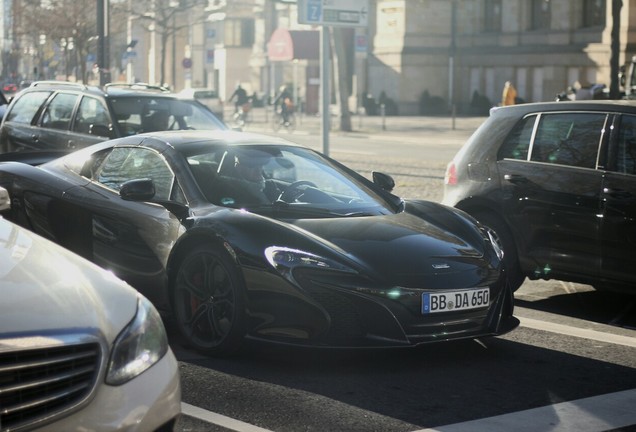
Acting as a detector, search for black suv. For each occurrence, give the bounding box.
[0,81,227,155]
[443,100,636,294]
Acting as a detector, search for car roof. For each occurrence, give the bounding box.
[491,99,636,117]
[25,81,175,99]
[138,130,302,153]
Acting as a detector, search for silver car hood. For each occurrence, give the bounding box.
[0,217,137,342]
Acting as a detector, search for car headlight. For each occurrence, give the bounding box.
[106,296,169,386]
[265,246,357,282]
[485,228,504,261]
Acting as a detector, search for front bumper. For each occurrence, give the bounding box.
[34,350,181,432]
[246,268,519,348]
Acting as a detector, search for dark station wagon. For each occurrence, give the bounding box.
[0,81,227,160]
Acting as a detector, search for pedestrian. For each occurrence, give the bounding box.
[501,81,517,106]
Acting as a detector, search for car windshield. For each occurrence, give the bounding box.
[186,145,396,217]
[110,96,225,135]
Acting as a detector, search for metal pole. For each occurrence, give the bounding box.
[172,14,176,90]
[97,0,110,86]
[449,0,456,129]
[321,26,330,156]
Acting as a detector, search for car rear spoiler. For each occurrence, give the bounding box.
[0,150,70,166]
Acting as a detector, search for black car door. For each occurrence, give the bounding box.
[62,145,184,304]
[0,90,51,152]
[67,95,114,149]
[600,113,636,288]
[35,91,80,151]
[498,112,608,280]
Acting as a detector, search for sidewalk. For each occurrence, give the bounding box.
[228,106,487,140]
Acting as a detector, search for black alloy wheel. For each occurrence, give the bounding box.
[172,244,246,356]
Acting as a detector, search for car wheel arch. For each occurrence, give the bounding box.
[167,231,239,281]
[455,201,525,292]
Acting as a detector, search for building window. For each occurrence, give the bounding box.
[583,0,606,27]
[224,19,255,47]
[484,0,502,32]
[531,0,551,30]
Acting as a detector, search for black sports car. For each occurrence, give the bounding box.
[0,130,518,355]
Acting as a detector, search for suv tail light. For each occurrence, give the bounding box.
[445,161,457,185]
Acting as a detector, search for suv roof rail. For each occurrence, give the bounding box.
[30,81,88,90]
[104,83,171,93]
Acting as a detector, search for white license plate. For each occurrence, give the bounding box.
[422,288,490,314]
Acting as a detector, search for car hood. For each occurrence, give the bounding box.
[290,201,496,288]
[0,218,138,341]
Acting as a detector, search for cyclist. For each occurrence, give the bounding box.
[229,84,249,113]
[273,85,293,125]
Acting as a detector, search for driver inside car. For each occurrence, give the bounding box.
[215,150,281,206]
[142,109,171,132]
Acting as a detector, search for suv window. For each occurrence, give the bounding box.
[74,96,112,136]
[498,115,537,161]
[110,97,202,136]
[41,92,79,130]
[499,112,606,169]
[615,114,636,175]
[6,91,51,124]
[530,113,605,168]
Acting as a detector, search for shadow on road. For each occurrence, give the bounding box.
[516,289,636,329]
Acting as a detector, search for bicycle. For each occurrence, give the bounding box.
[271,108,296,133]
[232,102,252,128]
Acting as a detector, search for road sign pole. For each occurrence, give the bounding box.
[321,26,330,156]
[298,0,369,156]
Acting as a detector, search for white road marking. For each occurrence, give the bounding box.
[181,403,274,432]
[413,388,636,432]
[519,316,636,348]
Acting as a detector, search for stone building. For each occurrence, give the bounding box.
[367,0,636,114]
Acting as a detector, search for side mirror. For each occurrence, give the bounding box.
[372,171,395,192]
[119,178,190,219]
[120,178,155,201]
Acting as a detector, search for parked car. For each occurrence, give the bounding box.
[0,89,8,121]
[2,83,17,94]
[443,100,636,294]
[0,81,227,156]
[0,130,517,356]
[0,187,181,431]
[178,87,225,120]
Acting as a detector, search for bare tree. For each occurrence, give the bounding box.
[117,0,208,86]
[17,0,97,83]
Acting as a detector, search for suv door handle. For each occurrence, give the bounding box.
[603,187,632,199]
[504,174,526,183]
[31,134,39,142]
